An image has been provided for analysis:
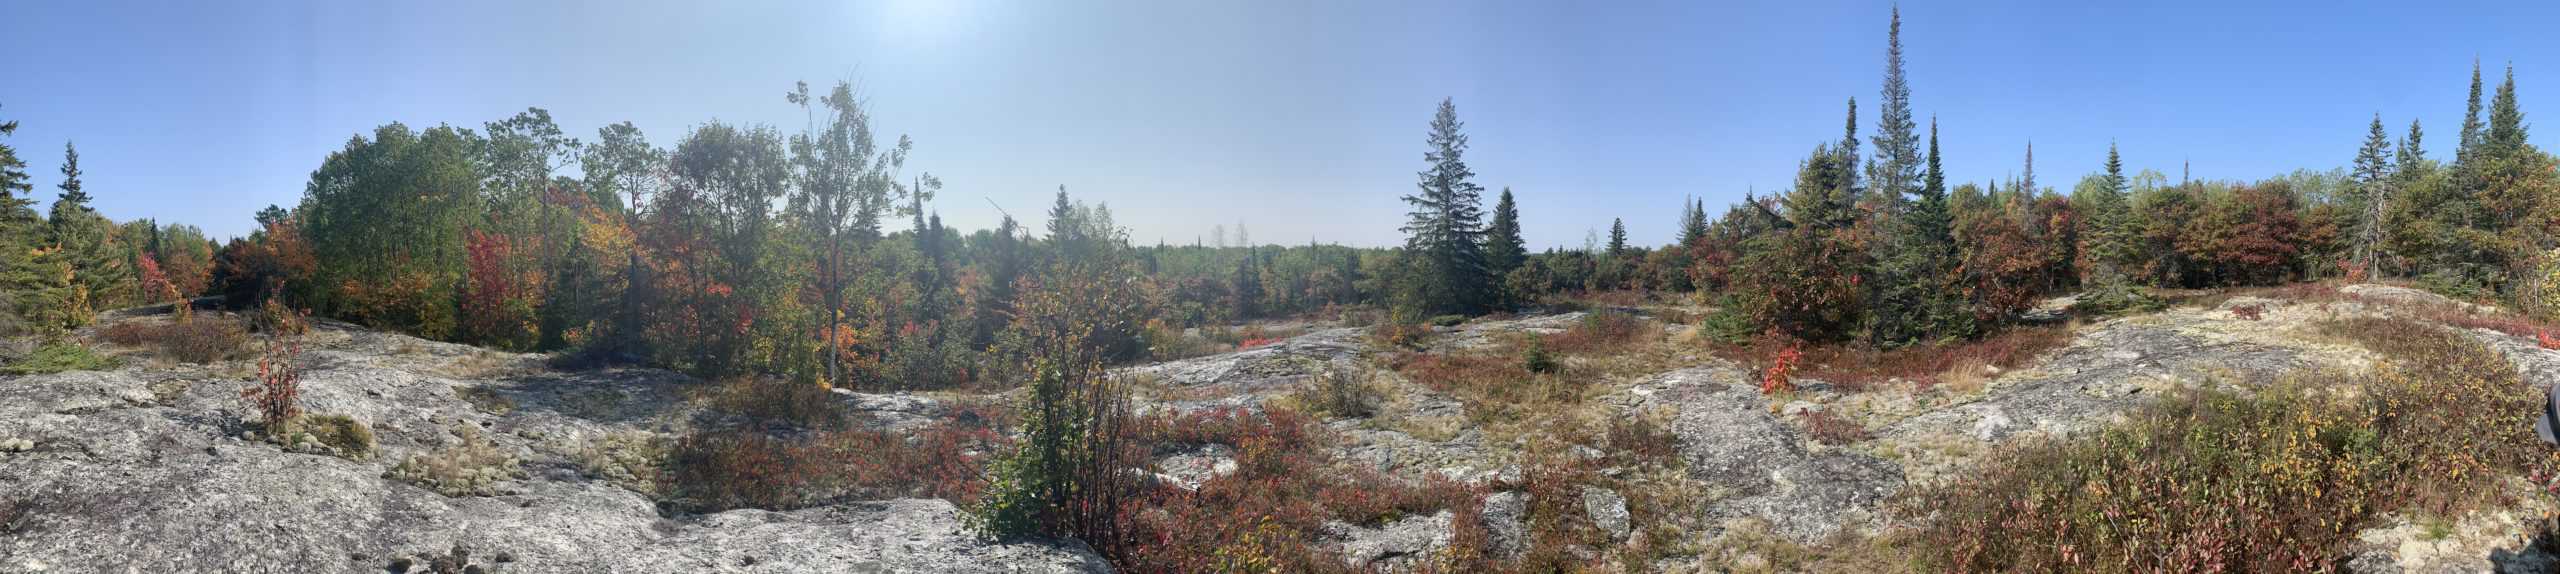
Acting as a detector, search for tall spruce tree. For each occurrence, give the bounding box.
[2458,61,2485,166]
[1397,98,1491,315]
[1873,118,1968,344]
[2352,113,2396,275]
[1679,197,1708,247]
[2397,118,2427,171]
[1485,187,1525,278]
[48,141,130,315]
[1865,6,1920,212]
[1607,218,1628,257]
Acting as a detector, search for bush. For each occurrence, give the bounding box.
[1540,310,1647,355]
[269,414,376,459]
[1794,409,1868,446]
[1289,366,1384,419]
[1,342,117,375]
[1520,340,1558,374]
[240,330,305,427]
[702,378,845,429]
[1901,318,2542,572]
[388,425,526,498]
[156,318,250,364]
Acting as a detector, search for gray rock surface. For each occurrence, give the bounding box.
[0,322,1109,573]
[1479,491,1530,560]
[1616,366,1903,544]
[1321,510,1453,571]
[1582,486,1631,541]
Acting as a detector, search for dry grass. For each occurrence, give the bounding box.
[387,426,526,497]
[99,317,250,364]
[1709,324,2074,393]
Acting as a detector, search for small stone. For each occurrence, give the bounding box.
[1582,486,1631,541]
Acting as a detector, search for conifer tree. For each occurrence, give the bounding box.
[1678,197,1708,247]
[1607,218,1628,257]
[2352,113,2396,275]
[1397,98,1491,315]
[1485,187,1525,278]
[47,141,131,314]
[2458,61,2485,166]
[2397,118,2427,172]
[1865,6,1919,211]
[1873,118,1968,344]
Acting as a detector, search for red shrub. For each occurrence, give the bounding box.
[2541,330,2560,351]
[1796,409,1870,445]
[2232,303,2266,321]
[1760,345,1800,395]
[241,330,305,427]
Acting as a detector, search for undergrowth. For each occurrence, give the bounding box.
[1897,317,2544,572]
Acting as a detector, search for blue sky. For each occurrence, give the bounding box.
[3,0,2555,248]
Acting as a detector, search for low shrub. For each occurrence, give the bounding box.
[241,330,304,427]
[1111,407,1476,573]
[574,431,673,498]
[1426,314,1470,327]
[105,317,251,364]
[701,378,845,429]
[2231,303,2266,320]
[1794,409,1869,446]
[388,425,526,497]
[1711,323,2072,393]
[1287,366,1385,420]
[1540,310,1648,355]
[1,342,117,375]
[1370,320,1432,349]
[269,414,376,459]
[1520,340,1558,374]
[1901,318,2542,572]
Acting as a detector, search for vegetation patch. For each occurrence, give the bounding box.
[1711,323,2073,393]
[1897,318,2544,572]
[99,317,250,364]
[1,342,117,375]
[388,425,527,497]
[454,385,516,415]
[264,414,377,460]
[572,431,672,498]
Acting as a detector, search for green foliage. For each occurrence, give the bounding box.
[1902,318,2543,572]
[973,260,1142,543]
[1,342,117,375]
[1395,98,1492,316]
[1520,339,1557,374]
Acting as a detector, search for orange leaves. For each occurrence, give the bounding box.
[2540,330,2560,350]
[1760,344,1801,395]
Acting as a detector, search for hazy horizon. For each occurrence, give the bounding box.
[6,0,2557,247]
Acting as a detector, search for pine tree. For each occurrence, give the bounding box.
[2352,113,2396,276]
[1607,218,1628,257]
[2458,61,2485,166]
[1485,187,1525,278]
[1679,197,1709,247]
[2486,64,2526,153]
[1839,98,1862,197]
[1873,118,1968,344]
[2397,118,2427,171]
[0,107,73,335]
[47,141,131,315]
[1397,98,1491,315]
[1865,6,1920,211]
[2019,141,2037,196]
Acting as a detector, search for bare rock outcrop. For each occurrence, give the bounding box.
[0,323,1109,573]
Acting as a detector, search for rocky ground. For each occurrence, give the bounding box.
[6,285,2559,572]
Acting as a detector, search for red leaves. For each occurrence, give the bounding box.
[1761,344,1801,395]
[241,327,306,427]
[2539,330,2560,350]
[459,229,540,349]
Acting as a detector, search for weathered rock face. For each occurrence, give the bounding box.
[1321,510,1454,571]
[0,323,1109,573]
[1615,366,1904,544]
[1118,327,1369,415]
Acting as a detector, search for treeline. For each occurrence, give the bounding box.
[1386,9,2560,347]
[5,10,2558,382]
[0,118,221,337]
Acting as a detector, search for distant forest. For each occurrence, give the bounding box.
[4,9,2556,389]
